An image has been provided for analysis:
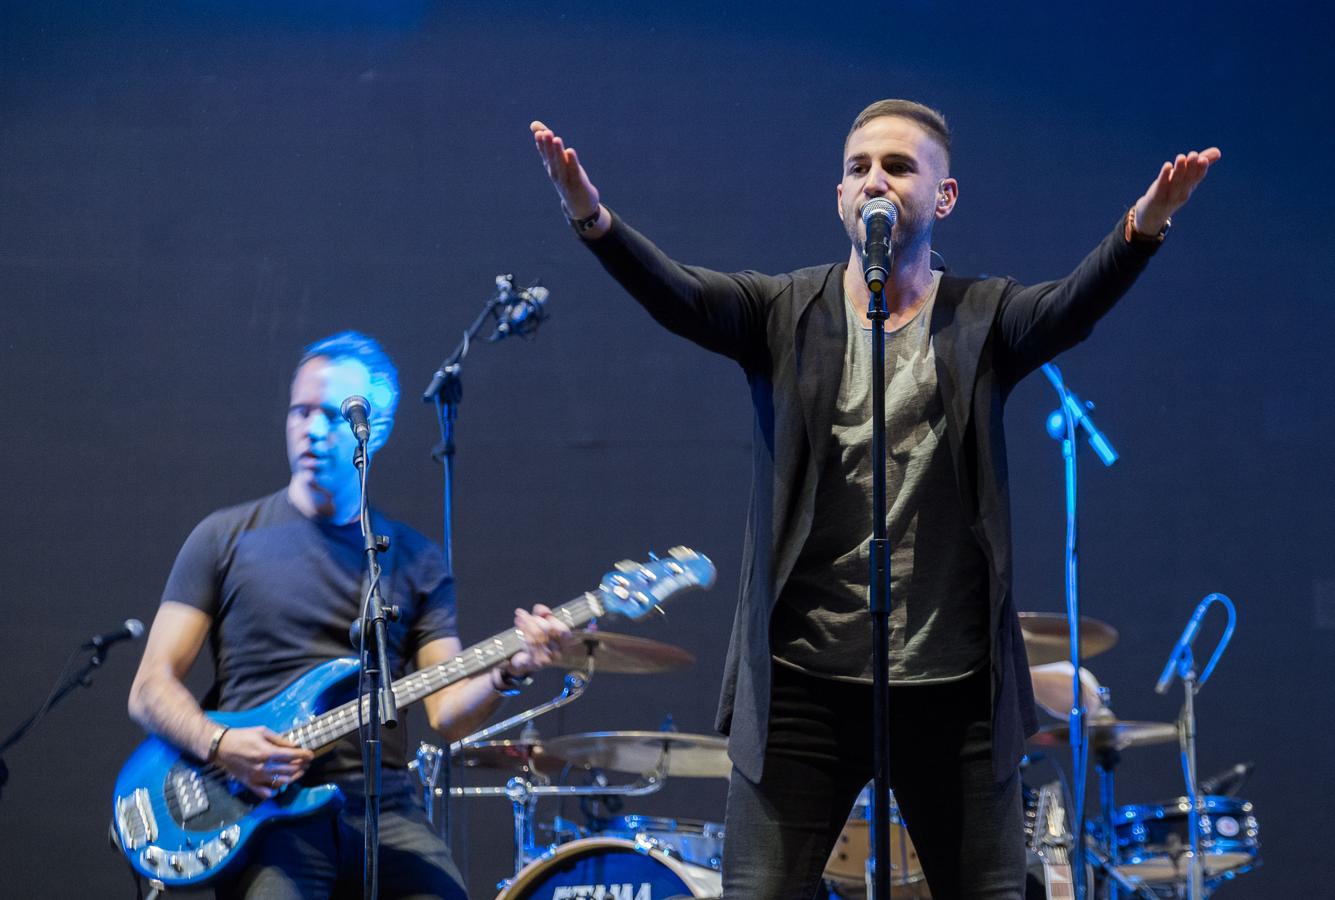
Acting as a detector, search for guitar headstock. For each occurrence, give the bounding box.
[596,547,716,620]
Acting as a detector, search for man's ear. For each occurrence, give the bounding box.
[936,178,959,219]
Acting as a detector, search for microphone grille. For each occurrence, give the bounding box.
[125,619,146,639]
[340,395,370,417]
[862,197,898,226]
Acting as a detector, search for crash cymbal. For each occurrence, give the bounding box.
[1030,719,1178,752]
[543,730,731,779]
[452,739,565,776]
[1018,612,1119,666]
[553,630,696,674]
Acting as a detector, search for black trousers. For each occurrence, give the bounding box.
[215,776,468,900]
[721,663,1026,900]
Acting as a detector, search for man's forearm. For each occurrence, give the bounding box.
[128,672,219,760]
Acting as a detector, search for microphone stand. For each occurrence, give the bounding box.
[0,637,127,802]
[865,275,894,900]
[1156,593,1236,900]
[352,440,399,900]
[1040,362,1118,900]
[419,274,547,849]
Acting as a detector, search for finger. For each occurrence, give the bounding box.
[530,120,548,134]
[1200,146,1222,164]
[532,604,554,616]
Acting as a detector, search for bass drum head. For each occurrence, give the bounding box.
[497,837,722,899]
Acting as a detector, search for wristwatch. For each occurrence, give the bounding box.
[564,204,603,236]
[492,668,533,697]
[1126,206,1171,244]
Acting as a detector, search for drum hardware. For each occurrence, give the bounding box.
[1018,612,1120,667]
[410,672,590,834]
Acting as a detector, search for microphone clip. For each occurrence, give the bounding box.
[489,274,550,341]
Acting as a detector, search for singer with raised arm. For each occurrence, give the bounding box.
[127,330,570,899]
[532,101,1219,898]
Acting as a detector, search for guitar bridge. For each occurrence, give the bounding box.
[116,788,158,850]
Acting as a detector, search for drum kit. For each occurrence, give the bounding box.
[409,616,1259,900]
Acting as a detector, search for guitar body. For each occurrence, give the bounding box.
[112,658,360,887]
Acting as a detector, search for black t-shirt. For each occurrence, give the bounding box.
[161,489,458,778]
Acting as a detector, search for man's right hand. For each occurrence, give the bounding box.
[215,725,315,799]
[531,120,608,236]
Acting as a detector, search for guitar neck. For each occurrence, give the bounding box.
[285,592,604,751]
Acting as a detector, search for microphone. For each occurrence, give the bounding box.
[495,284,550,338]
[340,395,371,443]
[1198,761,1254,797]
[83,619,145,651]
[1154,594,1217,694]
[1041,364,1119,467]
[861,198,897,293]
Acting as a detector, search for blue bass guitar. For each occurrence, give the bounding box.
[111,548,714,888]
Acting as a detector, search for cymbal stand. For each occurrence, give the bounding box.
[453,670,590,752]
[1041,362,1119,900]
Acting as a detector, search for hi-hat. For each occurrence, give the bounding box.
[1018,612,1119,666]
[553,630,695,674]
[1030,719,1178,752]
[543,731,731,779]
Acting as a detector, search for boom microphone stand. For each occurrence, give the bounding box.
[1040,362,1118,900]
[419,274,550,847]
[1154,592,1237,900]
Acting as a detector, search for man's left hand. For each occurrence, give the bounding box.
[504,604,571,677]
[1134,146,1222,236]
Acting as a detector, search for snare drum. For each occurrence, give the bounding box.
[590,815,725,871]
[1110,795,1259,883]
[496,837,722,899]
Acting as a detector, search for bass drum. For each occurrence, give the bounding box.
[496,837,722,900]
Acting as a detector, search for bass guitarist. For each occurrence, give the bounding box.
[127,330,569,898]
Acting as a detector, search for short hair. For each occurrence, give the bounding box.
[296,330,400,451]
[846,99,951,167]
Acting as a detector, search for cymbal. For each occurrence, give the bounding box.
[553,630,696,674]
[452,739,565,776]
[543,730,731,779]
[1030,719,1178,752]
[1018,612,1119,666]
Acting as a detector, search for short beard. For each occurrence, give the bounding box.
[845,202,934,263]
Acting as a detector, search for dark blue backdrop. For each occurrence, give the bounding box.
[2,1,1331,896]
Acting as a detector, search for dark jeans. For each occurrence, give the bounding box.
[215,776,467,900]
[721,664,1025,900]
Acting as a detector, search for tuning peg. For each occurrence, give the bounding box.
[614,559,638,573]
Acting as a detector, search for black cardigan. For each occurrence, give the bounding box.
[587,210,1159,782]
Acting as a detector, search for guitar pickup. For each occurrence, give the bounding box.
[116,788,158,850]
[170,767,210,820]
